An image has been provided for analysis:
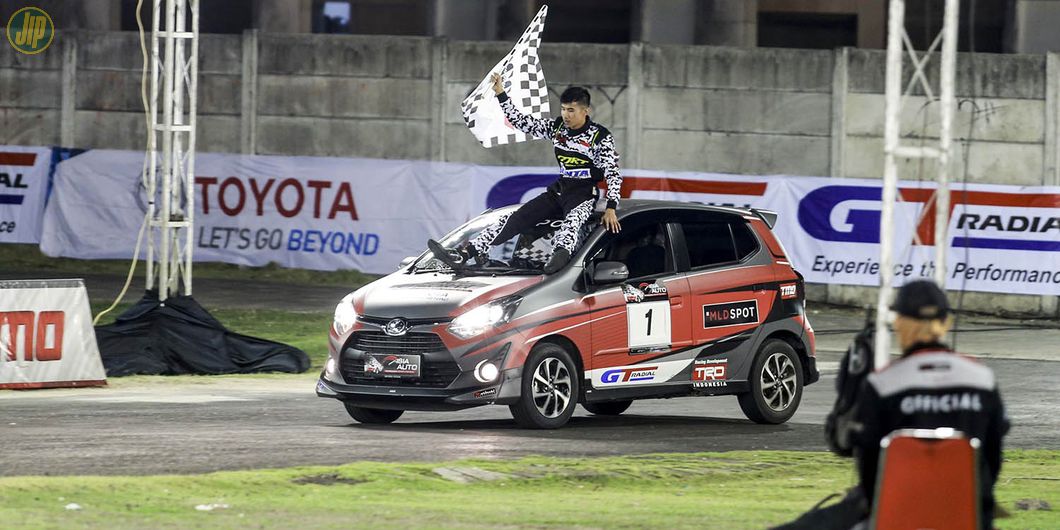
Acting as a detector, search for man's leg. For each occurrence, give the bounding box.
[469,191,560,255]
[544,197,594,273]
[430,191,560,270]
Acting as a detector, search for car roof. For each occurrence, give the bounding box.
[612,199,755,219]
[487,199,758,221]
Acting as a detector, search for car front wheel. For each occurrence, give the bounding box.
[737,339,803,424]
[344,403,404,424]
[509,343,579,429]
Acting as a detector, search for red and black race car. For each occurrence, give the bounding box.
[318,200,818,429]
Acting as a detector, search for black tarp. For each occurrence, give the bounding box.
[96,291,310,376]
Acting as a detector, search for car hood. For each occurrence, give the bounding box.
[356,271,544,319]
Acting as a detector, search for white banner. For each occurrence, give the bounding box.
[38,149,1060,294]
[41,150,473,274]
[0,146,52,243]
[0,279,107,389]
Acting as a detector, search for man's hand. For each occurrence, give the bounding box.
[490,72,504,95]
[602,208,621,233]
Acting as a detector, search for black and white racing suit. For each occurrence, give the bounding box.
[469,91,622,257]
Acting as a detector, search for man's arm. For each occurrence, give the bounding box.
[592,132,622,233]
[491,72,557,140]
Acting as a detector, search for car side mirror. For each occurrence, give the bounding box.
[398,256,416,268]
[593,261,629,284]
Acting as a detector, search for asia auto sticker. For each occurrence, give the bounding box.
[622,281,668,303]
[590,358,691,388]
[692,358,728,388]
[624,281,671,354]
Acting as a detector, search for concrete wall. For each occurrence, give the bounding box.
[1,31,1058,317]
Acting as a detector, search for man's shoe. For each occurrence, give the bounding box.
[427,239,466,270]
[543,247,571,274]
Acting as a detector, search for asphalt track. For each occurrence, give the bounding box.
[0,275,1057,477]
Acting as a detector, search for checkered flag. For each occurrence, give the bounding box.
[461,5,550,148]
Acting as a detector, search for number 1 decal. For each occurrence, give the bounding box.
[627,300,670,353]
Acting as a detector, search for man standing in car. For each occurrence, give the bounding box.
[431,72,622,273]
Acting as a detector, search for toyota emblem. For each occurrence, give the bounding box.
[384,318,409,336]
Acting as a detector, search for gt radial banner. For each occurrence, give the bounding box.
[0,146,52,243]
[0,279,106,389]
[473,170,1060,295]
[40,150,471,274]
[782,177,1060,296]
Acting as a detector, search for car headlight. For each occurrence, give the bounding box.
[333,294,358,335]
[448,296,521,340]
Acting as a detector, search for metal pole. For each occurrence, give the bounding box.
[146,0,162,291]
[935,0,959,286]
[876,0,906,369]
[170,0,185,298]
[159,0,176,301]
[185,0,199,296]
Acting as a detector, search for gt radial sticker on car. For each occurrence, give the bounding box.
[365,354,420,377]
[702,300,759,329]
[692,358,728,388]
[589,359,691,388]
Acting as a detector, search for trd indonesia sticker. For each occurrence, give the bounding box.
[692,358,728,388]
[702,300,759,328]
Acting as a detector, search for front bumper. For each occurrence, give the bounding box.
[316,367,522,411]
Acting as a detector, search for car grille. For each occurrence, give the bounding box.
[340,331,459,388]
[347,331,446,354]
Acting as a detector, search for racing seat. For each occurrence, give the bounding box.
[870,428,981,530]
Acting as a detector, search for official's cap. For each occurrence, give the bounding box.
[891,279,950,320]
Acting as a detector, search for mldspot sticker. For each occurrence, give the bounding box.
[702,300,759,328]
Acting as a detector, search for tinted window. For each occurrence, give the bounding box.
[732,222,760,260]
[682,222,737,269]
[591,222,673,280]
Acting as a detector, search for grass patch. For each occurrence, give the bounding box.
[1,451,1056,529]
[0,243,379,287]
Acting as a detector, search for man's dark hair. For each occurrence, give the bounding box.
[560,86,591,107]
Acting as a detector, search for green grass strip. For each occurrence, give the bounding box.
[2,451,1056,529]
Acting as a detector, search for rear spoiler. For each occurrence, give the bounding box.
[750,208,778,230]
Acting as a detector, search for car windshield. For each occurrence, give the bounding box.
[413,206,599,275]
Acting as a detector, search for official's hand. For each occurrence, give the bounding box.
[490,72,504,95]
[602,208,621,233]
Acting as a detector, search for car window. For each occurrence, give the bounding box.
[682,222,738,269]
[732,221,760,260]
[590,222,674,280]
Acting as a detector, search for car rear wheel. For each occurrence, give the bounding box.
[738,339,803,424]
[509,343,579,429]
[344,403,404,424]
[582,400,633,416]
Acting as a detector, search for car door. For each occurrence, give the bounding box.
[582,213,692,389]
[673,212,775,387]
